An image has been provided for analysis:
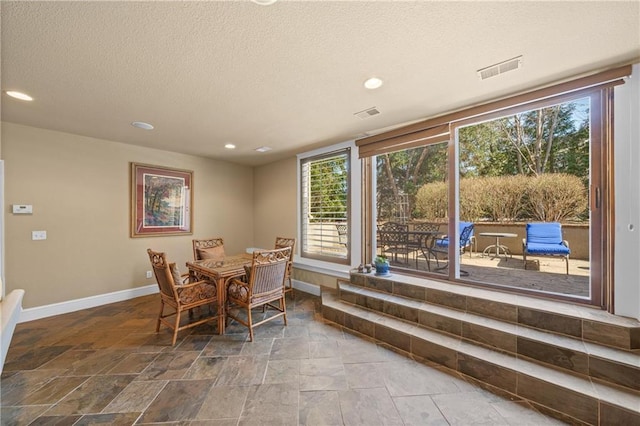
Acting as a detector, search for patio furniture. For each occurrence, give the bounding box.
[275,236,296,298]
[480,232,518,260]
[336,224,348,247]
[226,247,291,341]
[431,222,475,274]
[432,222,475,259]
[523,222,570,274]
[407,222,441,269]
[378,222,416,264]
[192,237,225,261]
[147,249,218,345]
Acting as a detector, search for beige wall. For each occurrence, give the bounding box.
[252,157,297,251]
[253,156,347,291]
[2,122,254,309]
[294,268,339,289]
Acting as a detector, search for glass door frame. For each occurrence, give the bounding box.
[363,89,610,307]
[446,88,609,307]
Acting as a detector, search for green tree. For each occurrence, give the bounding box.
[376,142,447,221]
[308,155,347,221]
[458,99,589,178]
[380,99,589,223]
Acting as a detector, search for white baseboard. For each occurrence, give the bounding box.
[18,280,322,324]
[292,279,321,296]
[19,285,158,323]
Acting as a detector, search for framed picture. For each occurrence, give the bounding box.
[130,163,193,237]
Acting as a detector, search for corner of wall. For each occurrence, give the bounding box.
[614,63,640,320]
[1,288,24,374]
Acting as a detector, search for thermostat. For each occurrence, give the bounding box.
[12,205,33,214]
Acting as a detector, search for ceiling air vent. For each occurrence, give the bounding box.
[354,107,381,119]
[477,56,522,80]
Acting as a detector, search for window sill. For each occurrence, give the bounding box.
[292,257,351,279]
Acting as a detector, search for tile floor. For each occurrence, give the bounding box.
[1,292,566,425]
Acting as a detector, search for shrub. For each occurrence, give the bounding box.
[526,173,588,222]
[415,181,448,220]
[459,177,485,221]
[413,173,588,223]
[482,175,530,221]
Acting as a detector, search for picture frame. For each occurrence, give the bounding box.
[130,163,193,237]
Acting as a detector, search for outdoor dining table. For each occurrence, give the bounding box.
[186,253,253,335]
[377,229,442,270]
[479,232,518,260]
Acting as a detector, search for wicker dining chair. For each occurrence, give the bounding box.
[274,236,296,298]
[147,248,218,345]
[192,237,225,261]
[226,247,291,342]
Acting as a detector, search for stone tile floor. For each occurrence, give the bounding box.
[1,292,566,425]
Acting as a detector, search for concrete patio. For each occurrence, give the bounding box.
[391,252,590,298]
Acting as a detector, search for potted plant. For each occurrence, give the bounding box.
[374,255,390,276]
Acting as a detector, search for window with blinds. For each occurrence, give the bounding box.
[300,148,350,264]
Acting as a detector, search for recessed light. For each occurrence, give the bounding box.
[364,77,383,90]
[251,0,277,5]
[225,143,236,149]
[131,121,154,130]
[255,146,272,153]
[5,91,33,101]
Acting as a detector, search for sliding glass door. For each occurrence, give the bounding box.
[452,93,602,303]
[370,89,609,306]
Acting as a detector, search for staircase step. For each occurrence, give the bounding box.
[349,272,640,351]
[322,290,640,426]
[338,281,640,392]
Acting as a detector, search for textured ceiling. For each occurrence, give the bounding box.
[2,1,639,166]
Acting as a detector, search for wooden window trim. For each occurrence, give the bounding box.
[358,124,449,158]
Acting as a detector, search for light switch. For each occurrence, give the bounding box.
[32,231,47,240]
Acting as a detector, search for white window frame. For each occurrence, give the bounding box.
[297,140,361,273]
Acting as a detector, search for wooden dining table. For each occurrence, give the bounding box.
[186,253,252,335]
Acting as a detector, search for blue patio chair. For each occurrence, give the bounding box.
[431,221,475,268]
[522,222,570,274]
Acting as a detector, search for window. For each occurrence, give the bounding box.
[451,94,599,302]
[299,146,351,264]
[358,65,631,308]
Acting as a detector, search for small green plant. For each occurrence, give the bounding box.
[374,255,388,264]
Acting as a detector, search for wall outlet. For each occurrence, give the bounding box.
[146,270,153,279]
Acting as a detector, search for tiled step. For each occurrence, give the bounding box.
[338,281,640,393]
[349,272,640,351]
[322,290,640,426]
